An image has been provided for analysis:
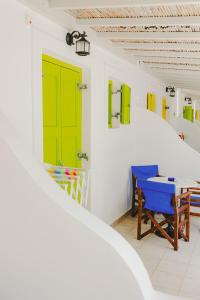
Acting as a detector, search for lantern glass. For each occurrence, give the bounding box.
[171,90,175,97]
[76,37,90,56]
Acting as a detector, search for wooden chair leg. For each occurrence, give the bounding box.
[131,176,137,217]
[137,188,143,240]
[174,212,179,251]
[186,203,190,241]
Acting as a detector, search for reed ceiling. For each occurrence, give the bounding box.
[64,1,200,89]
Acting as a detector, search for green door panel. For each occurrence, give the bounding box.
[43,137,58,165]
[61,136,77,167]
[43,64,58,126]
[61,67,82,168]
[43,55,82,168]
[121,84,131,124]
[43,61,61,165]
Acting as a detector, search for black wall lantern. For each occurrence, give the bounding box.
[185,97,192,104]
[166,86,176,98]
[66,31,90,56]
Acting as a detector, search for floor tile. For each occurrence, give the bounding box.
[156,260,188,277]
[152,270,183,293]
[179,277,200,299]
[112,213,200,298]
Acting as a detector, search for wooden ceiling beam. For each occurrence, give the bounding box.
[142,62,200,70]
[112,42,200,51]
[126,50,200,58]
[137,56,200,64]
[77,16,200,27]
[97,32,200,40]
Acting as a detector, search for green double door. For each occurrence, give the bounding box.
[42,55,82,168]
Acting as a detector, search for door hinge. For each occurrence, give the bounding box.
[112,112,121,119]
[112,89,122,95]
[77,152,88,161]
[77,83,88,90]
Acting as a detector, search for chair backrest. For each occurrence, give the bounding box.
[131,165,159,180]
[137,179,176,214]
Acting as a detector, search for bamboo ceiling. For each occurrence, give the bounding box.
[67,4,200,19]
[65,2,200,89]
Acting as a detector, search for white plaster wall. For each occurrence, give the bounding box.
[170,117,200,153]
[0,113,153,300]
[136,108,200,180]
[0,0,166,224]
[0,112,185,300]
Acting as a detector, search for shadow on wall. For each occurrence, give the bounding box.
[170,117,200,154]
[0,112,163,300]
[135,108,200,180]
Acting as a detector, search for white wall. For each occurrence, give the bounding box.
[171,117,200,153]
[136,108,200,180]
[0,112,184,300]
[0,113,152,300]
[0,0,166,224]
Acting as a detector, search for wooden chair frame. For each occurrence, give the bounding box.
[131,174,162,217]
[187,187,200,217]
[131,175,138,216]
[137,189,191,251]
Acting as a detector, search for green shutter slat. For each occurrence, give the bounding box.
[121,84,131,125]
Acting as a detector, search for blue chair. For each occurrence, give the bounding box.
[137,179,190,251]
[187,187,200,217]
[131,165,159,216]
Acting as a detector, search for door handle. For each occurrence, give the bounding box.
[77,152,88,161]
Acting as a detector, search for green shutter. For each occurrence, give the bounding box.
[121,84,131,124]
[43,60,60,165]
[108,80,113,128]
[183,106,193,122]
[43,55,82,167]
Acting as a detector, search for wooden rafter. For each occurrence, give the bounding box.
[77,16,200,27]
[97,32,200,40]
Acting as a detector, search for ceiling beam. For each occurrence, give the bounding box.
[49,0,200,9]
[126,50,200,58]
[148,68,200,75]
[142,62,200,70]
[77,16,200,27]
[137,57,200,64]
[112,42,200,51]
[97,32,200,40]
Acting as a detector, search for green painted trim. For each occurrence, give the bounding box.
[42,54,82,73]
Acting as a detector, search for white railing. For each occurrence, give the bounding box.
[44,164,89,208]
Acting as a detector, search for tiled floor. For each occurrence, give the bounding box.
[112,214,200,299]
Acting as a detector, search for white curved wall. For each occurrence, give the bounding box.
[0,113,156,300]
[170,117,200,153]
[135,108,200,180]
[0,113,185,300]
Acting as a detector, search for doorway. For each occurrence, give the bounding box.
[42,54,82,168]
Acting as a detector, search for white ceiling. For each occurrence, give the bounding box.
[19,0,200,91]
